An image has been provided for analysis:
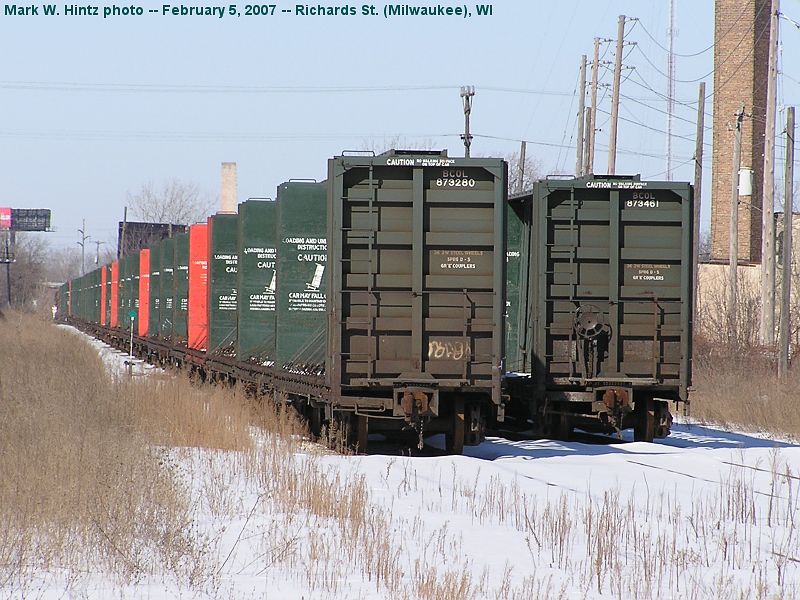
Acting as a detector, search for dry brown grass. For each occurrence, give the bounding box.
[0,312,209,593]
[690,340,800,438]
[12,311,796,598]
[0,313,479,598]
[120,374,256,451]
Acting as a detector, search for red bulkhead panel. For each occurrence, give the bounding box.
[139,249,150,337]
[100,266,108,326]
[110,261,119,328]
[188,222,209,350]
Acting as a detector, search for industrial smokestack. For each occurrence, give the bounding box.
[220,162,237,214]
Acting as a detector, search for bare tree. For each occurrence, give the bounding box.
[359,135,439,154]
[502,151,543,195]
[0,233,49,311]
[46,246,84,283]
[698,229,712,263]
[127,179,214,225]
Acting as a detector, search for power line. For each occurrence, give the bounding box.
[631,44,714,84]
[0,81,460,94]
[598,105,703,145]
[632,3,752,59]
[628,0,771,104]
[782,71,800,87]
[620,93,713,131]
[0,129,457,142]
[637,21,714,58]
[473,133,692,162]
[628,70,693,109]
[645,156,699,179]
[553,67,581,173]
[0,78,702,104]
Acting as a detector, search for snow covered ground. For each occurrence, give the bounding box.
[25,329,800,599]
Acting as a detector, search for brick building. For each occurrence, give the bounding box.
[710,0,771,263]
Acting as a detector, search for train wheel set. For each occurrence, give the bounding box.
[60,150,693,453]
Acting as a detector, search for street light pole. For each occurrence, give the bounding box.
[77,219,90,275]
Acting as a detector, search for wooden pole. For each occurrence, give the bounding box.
[692,82,705,332]
[729,107,744,343]
[761,0,780,346]
[516,140,527,193]
[779,106,795,377]
[576,54,587,176]
[588,37,600,174]
[583,106,592,175]
[607,15,625,175]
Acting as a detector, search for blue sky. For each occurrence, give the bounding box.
[1,0,798,249]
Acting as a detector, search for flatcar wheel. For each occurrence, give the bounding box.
[309,405,323,438]
[542,403,572,441]
[445,398,465,455]
[355,415,369,454]
[633,397,656,443]
[555,412,572,441]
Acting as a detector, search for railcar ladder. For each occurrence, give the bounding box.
[338,163,378,379]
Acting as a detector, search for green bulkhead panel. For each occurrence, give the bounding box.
[122,254,140,330]
[64,282,70,319]
[528,175,694,401]
[90,271,95,321]
[73,277,79,319]
[237,199,277,363]
[326,152,507,395]
[173,233,189,341]
[120,256,131,329]
[117,261,126,328]
[105,266,112,325]
[160,238,176,339]
[83,274,89,320]
[149,241,161,337]
[93,268,102,323]
[275,181,327,373]
[505,197,529,373]
[84,271,91,322]
[208,214,239,354]
[73,276,81,320]
[58,283,66,319]
[131,254,140,328]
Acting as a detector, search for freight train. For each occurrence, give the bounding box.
[59,150,693,453]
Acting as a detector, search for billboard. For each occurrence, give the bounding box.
[0,208,10,230]
[9,209,50,231]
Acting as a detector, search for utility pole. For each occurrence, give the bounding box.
[516,140,527,193]
[77,218,90,276]
[460,86,475,158]
[583,106,592,175]
[119,206,128,259]
[607,15,626,175]
[779,106,794,378]
[576,54,587,176]
[692,81,706,331]
[666,0,676,180]
[761,0,780,346]
[588,37,600,174]
[729,106,745,343]
[93,240,105,265]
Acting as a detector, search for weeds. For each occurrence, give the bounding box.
[0,313,207,594]
[691,339,800,438]
[3,312,798,599]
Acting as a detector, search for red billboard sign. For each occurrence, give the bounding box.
[0,208,10,230]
